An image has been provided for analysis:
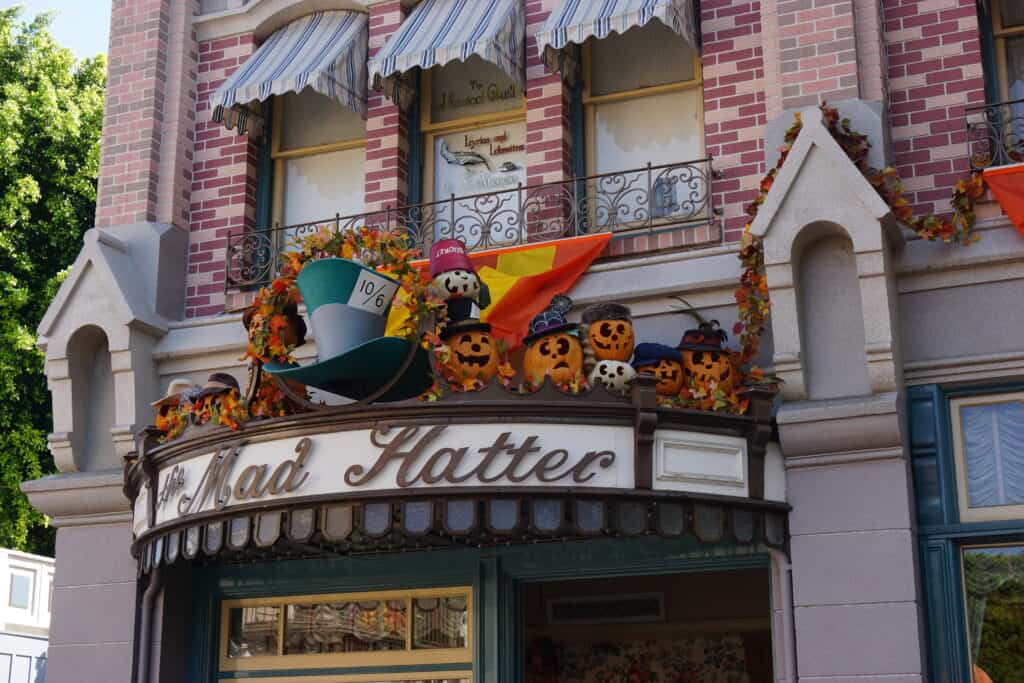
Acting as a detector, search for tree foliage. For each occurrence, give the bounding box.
[0,7,105,554]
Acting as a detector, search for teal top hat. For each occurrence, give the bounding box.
[264,258,430,401]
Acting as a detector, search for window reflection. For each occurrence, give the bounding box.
[963,545,1024,682]
[227,606,280,658]
[284,600,406,655]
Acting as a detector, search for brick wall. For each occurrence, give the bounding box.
[525,0,572,187]
[96,0,171,228]
[884,0,986,216]
[185,34,258,318]
[702,0,768,242]
[365,1,409,212]
[777,0,860,108]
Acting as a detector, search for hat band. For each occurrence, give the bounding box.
[310,303,387,360]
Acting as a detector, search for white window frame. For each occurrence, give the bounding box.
[950,391,1024,522]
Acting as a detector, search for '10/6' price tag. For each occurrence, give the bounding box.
[348,269,400,316]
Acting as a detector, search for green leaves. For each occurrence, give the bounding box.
[0,7,105,554]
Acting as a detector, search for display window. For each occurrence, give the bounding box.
[950,392,1024,522]
[580,20,704,228]
[419,57,526,247]
[960,544,1024,683]
[270,89,368,246]
[220,586,473,676]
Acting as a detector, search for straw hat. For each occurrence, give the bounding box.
[151,378,197,408]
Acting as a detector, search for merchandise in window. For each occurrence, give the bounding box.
[961,545,1024,683]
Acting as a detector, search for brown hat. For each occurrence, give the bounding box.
[197,372,240,399]
[151,378,198,408]
[581,303,631,325]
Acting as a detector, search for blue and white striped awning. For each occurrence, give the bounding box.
[368,0,525,109]
[537,0,699,77]
[211,10,368,136]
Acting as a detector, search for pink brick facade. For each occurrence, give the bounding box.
[97,0,997,317]
[884,0,986,216]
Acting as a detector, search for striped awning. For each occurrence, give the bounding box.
[211,10,368,137]
[368,0,525,110]
[537,0,699,77]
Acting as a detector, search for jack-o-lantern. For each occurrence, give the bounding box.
[582,303,635,362]
[589,360,636,394]
[524,332,584,386]
[632,343,685,396]
[444,324,499,382]
[523,299,583,386]
[678,321,735,406]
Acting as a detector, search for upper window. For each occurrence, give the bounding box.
[270,89,367,242]
[220,586,472,676]
[9,570,33,610]
[951,392,1024,521]
[992,0,1024,101]
[582,21,704,230]
[420,57,526,247]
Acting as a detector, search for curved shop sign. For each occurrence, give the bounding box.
[136,423,637,534]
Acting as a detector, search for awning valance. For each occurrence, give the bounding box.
[368,0,525,109]
[537,0,700,77]
[211,10,368,137]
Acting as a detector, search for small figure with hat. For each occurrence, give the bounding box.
[429,239,491,309]
[632,343,685,396]
[522,296,584,387]
[677,319,735,408]
[440,305,500,386]
[152,377,199,439]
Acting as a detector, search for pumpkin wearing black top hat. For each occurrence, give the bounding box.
[522,296,583,386]
[581,302,634,362]
[441,304,499,384]
[677,320,735,406]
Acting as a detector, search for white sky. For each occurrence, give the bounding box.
[7,0,113,58]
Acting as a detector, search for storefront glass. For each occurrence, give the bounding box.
[962,545,1024,683]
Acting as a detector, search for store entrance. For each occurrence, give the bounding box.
[523,569,773,683]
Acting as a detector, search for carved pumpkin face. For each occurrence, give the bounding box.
[524,332,583,386]
[683,349,735,393]
[588,360,636,394]
[445,330,499,382]
[636,358,685,396]
[588,319,635,362]
[433,269,480,301]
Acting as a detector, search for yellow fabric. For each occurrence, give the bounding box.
[495,244,556,276]
[476,266,521,322]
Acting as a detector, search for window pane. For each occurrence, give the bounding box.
[593,88,702,173]
[284,600,406,655]
[1006,37,1024,101]
[962,546,1024,683]
[279,89,365,151]
[430,56,522,123]
[1003,2,1024,28]
[960,401,1024,508]
[280,147,365,231]
[590,21,696,96]
[9,574,31,610]
[227,606,279,658]
[432,121,526,248]
[413,596,468,649]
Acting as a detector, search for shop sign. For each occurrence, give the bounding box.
[141,423,635,529]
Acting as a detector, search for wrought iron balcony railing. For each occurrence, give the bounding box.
[225,157,715,292]
[967,98,1024,170]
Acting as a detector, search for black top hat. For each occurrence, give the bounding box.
[442,297,491,339]
[581,303,631,324]
[677,320,728,352]
[524,297,578,345]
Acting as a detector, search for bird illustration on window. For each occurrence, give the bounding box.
[440,140,491,171]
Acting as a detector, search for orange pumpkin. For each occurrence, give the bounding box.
[524,332,584,386]
[587,319,635,362]
[682,348,736,398]
[637,358,685,396]
[445,329,500,382]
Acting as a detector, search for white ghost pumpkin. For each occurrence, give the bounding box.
[433,269,481,301]
[588,360,636,394]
